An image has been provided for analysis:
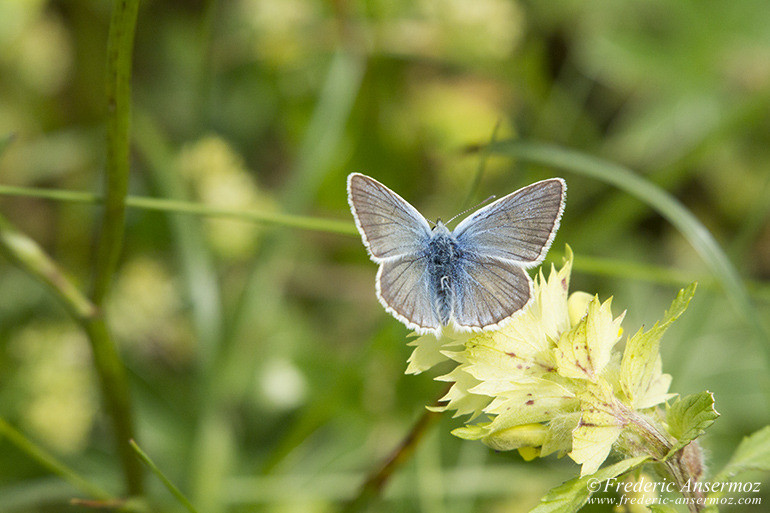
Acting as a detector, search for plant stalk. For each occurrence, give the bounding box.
[620,406,705,512]
[87,0,144,495]
[342,385,449,513]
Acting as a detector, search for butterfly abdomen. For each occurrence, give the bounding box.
[426,232,461,326]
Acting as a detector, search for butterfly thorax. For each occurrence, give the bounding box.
[426,222,461,325]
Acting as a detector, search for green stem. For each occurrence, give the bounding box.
[0,418,113,501]
[0,212,142,495]
[130,440,199,513]
[128,196,356,235]
[0,185,358,236]
[92,0,139,303]
[342,387,447,513]
[82,317,143,495]
[619,405,705,513]
[0,214,96,320]
[87,0,143,495]
[3,184,770,300]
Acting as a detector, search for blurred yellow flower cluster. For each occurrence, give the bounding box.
[178,135,276,260]
[108,257,194,365]
[8,324,96,454]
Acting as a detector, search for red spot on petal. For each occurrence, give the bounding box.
[526,400,535,405]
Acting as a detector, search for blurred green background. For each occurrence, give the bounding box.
[1,0,769,511]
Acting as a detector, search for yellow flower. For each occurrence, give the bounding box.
[407,247,695,476]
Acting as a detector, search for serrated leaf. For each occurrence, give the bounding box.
[405,331,466,375]
[481,380,577,428]
[665,392,719,458]
[434,365,490,419]
[570,405,623,476]
[621,283,696,409]
[555,297,623,381]
[529,456,648,513]
[716,425,770,480]
[451,423,489,441]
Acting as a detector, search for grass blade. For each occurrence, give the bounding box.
[490,140,769,354]
[130,440,199,513]
[0,185,358,236]
[0,418,113,501]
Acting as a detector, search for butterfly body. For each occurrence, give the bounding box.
[348,173,566,336]
[424,221,462,325]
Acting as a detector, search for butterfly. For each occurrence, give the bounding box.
[347,173,566,336]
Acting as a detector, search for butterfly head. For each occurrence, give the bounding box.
[431,219,451,236]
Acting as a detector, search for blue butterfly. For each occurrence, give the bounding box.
[348,173,566,335]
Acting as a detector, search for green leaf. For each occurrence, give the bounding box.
[665,392,719,458]
[621,283,697,409]
[529,456,648,513]
[130,440,199,513]
[648,505,680,513]
[715,425,770,481]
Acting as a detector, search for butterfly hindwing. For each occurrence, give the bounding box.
[451,254,533,330]
[376,255,441,333]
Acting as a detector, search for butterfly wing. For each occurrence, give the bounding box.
[347,173,432,261]
[453,178,566,266]
[451,255,533,330]
[349,173,439,332]
[376,254,441,333]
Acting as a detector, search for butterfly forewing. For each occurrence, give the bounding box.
[377,255,441,333]
[451,255,532,330]
[453,178,565,265]
[347,173,432,260]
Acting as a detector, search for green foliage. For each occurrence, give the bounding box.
[648,505,680,513]
[665,392,720,458]
[529,456,648,513]
[130,440,198,513]
[717,425,770,479]
[621,282,696,409]
[0,1,768,512]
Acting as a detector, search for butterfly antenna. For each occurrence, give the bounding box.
[446,195,496,226]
